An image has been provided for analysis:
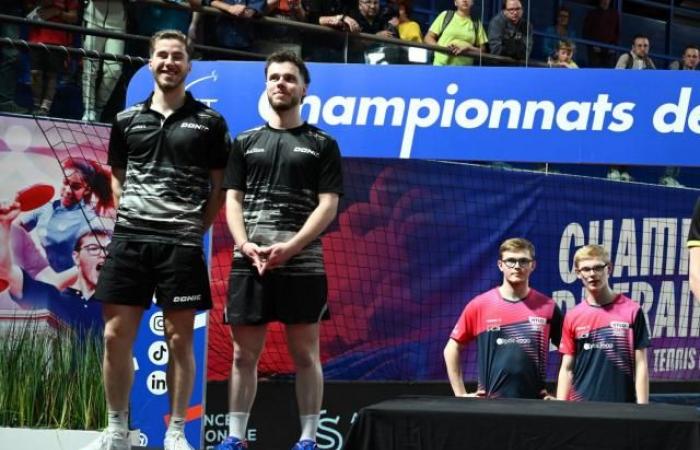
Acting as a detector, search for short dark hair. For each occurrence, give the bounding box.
[683,44,700,54]
[632,34,649,44]
[149,29,192,59]
[74,229,111,252]
[265,51,310,85]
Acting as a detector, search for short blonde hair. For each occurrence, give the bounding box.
[573,244,610,268]
[499,237,535,259]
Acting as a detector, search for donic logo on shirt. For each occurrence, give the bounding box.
[294,146,319,158]
[180,122,210,132]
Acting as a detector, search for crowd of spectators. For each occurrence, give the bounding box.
[0,0,696,184]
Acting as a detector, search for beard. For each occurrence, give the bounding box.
[154,71,186,92]
[268,92,302,112]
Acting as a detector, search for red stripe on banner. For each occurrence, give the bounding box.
[163,404,203,425]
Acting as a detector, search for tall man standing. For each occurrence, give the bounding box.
[82,29,230,450]
[216,51,343,450]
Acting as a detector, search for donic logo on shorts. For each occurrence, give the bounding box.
[173,294,202,303]
[180,122,210,132]
[294,147,319,158]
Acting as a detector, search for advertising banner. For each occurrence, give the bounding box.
[0,115,208,448]
[127,62,700,165]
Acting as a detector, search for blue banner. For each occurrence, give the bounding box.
[128,62,700,166]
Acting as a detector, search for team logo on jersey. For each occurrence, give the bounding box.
[180,122,210,132]
[486,318,501,332]
[575,325,590,339]
[528,316,546,331]
[245,147,266,155]
[293,146,319,158]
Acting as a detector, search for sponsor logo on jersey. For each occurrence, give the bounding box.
[245,147,266,155]
[528,316,546,331]
[610,321,630,336]
[173,294,202,303]
[583,341,614,350]
[294,146,320,158]
[180,122,210,132]
[496,337,531,345]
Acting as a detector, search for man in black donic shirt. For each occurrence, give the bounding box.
[217,51,343,450]
[87,29,230,450]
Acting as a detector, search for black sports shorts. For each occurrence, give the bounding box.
[95,239,212,310]
[226,268,330,325]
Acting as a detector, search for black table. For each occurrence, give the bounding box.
[343,396,700,450]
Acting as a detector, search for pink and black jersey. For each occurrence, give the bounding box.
[559,294,650,403]
[450,288,562,399]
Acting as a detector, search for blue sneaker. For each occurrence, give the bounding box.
[215,436,248,449]
[291,440,318,450]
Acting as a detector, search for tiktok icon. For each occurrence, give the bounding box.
[148,341,169,366]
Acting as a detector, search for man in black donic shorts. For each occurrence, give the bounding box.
[84,30,230,450]
[215,51,343,450]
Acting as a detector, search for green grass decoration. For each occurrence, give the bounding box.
[0,319,106,430]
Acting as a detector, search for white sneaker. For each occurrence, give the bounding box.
[164,430,195,450]
[80,430,130,450]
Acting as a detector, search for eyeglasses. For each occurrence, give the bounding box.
[501,258,533,268]
[577,264,608,275]
[79,244,107,256]
[506,7,522,12]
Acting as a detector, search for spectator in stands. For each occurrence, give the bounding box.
[82,0,127,122]
[669,44,699,70]
[557,244,649,404]
[487,0,532,62]
[26,0,80,116]
[348,0,398,63]
[131,0,200,56]
[210,0,265,53]
[541,6,576,60]
[309,0,359,32]
[582,0,619,68]
[350,0,396,37]
[307,0,360,61]
[609,35,655,182]
[615,34,655,69]
[547,40,578,68]
[0,1,27,113]
[424,0,488,66]
[392,0,422,43]
[255,0,308,56]
[444,238,562,399]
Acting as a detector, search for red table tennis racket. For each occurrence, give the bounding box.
[15,184,55,212]
[0,279,8,292]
